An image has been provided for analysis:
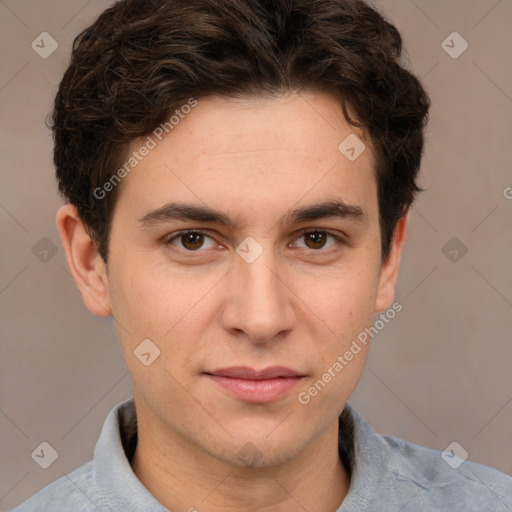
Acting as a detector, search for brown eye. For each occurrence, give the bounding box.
[166,230,216,251]
[304,231,328,250]
[180,232,204,250]
[292,230,342,251]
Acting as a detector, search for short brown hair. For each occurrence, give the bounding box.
[51,0,430,263]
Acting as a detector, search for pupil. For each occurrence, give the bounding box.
[183,233,203,250]
[308,232,325,249]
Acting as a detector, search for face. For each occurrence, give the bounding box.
[62,92,404,468]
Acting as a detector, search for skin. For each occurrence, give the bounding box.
[57,92,407,512]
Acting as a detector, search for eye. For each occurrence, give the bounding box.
[165,230,217,251]
[291,229,344,251]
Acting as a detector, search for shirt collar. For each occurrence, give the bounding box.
[336,405,386,510]
[93,398,168,511]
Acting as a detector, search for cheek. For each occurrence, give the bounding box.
[108,257,222,364]
[314,266,379,338]
[109,256,185,331]
[297,279,375,414]
[300,264,379,404]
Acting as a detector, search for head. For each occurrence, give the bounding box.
[55,0,429,469]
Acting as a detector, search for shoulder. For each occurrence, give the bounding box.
[379,433,512,510]
[10,461,101,512]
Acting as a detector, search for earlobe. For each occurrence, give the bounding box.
[374,214,408,312]
[56,204,113,317]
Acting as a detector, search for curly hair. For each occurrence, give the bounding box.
[51,0,430,263]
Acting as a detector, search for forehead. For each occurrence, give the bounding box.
[114,92,378,224]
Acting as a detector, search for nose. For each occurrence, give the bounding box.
[221,244,296,345]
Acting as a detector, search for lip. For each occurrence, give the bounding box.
[204,366,305,403]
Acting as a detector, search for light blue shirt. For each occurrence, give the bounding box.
[11,397,512,511]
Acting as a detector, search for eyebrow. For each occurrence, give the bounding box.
[137,199,368,229]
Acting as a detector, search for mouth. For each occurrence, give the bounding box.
[203,366,306,403]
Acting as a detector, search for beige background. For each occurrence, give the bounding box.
[1,0,511,509]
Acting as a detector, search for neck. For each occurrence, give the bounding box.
[130,406,350,512]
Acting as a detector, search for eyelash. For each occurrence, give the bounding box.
[164,229,346,255]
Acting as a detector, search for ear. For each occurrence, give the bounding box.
[374,214,408,312]
[56,204,112,317]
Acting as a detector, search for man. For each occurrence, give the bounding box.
[12,0,512,510]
